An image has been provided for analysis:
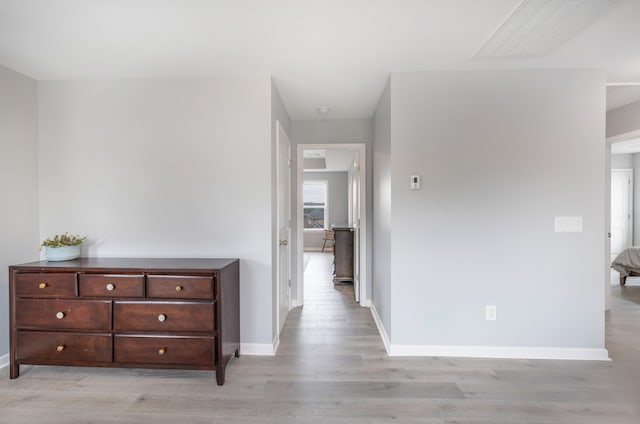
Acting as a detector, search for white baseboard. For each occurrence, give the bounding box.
[240,333,280,356]
[369,304,609,361]
[273,333,281,354]
[388,345,610,361]
[370,302,391,355]
[240,343,275,355]
[0,353,8,370]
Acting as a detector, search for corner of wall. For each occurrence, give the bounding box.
[370,302,391,355]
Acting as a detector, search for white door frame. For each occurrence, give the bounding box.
[295,143,368,307]
[276,121,292,333]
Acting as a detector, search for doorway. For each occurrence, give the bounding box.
[607,130,640,309]
[295,144,367,307]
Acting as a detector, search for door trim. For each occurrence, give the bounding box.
[276,121,292,334]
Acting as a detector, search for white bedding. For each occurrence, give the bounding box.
[611,247,640,276]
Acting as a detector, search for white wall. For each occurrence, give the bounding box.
[38,77,275,346]
[372,78,392,339]
[303,171,349,250]
[0,65,39,357]
[291,119,373,302]
[385,70,606,356]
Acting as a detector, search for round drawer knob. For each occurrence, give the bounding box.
[56,345,65,352]
[175,285,183,292]
[55,312,65,319]
[158,314,166,322]
[39,283,48,289]
[106,283,115,291]
[158,348,166,355]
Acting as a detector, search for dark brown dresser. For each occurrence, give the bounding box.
[332,226,354,283]
[9,258,239,385]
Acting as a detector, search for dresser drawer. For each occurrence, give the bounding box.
[15,273,76,298]
[15,299,112,331]
[17,331,112,363]
[114,301,214,332]
[147,275,214,300]
[114,335,214,367]
[79,274,144,298]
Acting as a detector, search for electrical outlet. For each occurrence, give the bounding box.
[485,305,497,321]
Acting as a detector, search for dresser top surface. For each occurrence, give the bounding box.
[10,257,239,272]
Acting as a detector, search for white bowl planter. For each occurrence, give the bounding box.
[45,245,81,261]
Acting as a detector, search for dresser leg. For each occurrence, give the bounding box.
[9,362,19,379]
[234,348,240,358]
[216,366,226,386]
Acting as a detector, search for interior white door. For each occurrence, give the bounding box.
[611,169,633,257]
[277,122,292,331]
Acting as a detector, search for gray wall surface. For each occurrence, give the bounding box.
[303,171,349,249]
[372,78,392,337]
[388,70,606,348]
[0,65,40,357]
[607,100,640,139]
[291,119,373,303]
[38,77,275,346]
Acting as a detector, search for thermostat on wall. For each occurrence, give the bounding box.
[410,175,421,190]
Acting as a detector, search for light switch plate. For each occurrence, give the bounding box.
[410,175,421,190]
[554,216,583,232]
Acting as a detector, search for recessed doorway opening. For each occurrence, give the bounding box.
[295,144,368,308]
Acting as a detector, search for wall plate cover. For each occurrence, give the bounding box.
[410,175,421,190]
[554,216,583,232]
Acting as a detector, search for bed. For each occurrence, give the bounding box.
[611,247,640,285]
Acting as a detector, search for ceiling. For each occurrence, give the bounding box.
[0,0,639,119]
[303,149,356,172]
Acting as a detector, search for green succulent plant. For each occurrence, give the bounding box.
[40,233,87,249]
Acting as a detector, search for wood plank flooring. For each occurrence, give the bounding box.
[1,253,639,423]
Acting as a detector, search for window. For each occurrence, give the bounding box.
[303,181,328,229]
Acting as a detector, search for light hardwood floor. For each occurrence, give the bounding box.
[1,253,639,423]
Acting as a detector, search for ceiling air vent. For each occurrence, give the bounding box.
[475,0,622,58]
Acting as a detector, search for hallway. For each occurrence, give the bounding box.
[278,252,379,357]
